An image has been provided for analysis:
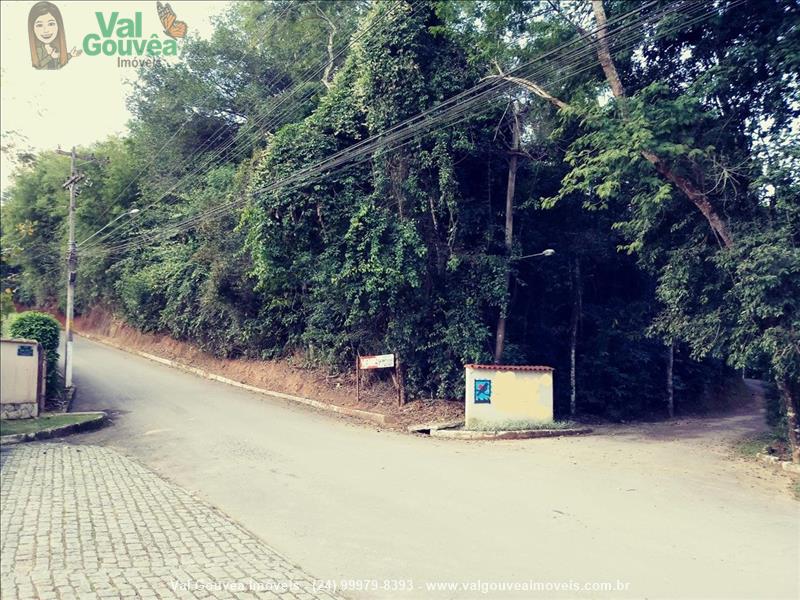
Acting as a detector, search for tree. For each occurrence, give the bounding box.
[243,0,501,397]
[1,151,70,306]
[496,0,800,456]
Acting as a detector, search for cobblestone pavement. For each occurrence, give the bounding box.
[0,444,340,600]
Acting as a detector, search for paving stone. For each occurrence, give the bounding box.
[1,444,338,599]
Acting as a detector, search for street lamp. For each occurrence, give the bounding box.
[516,248,555,260]
[77,208,140,247]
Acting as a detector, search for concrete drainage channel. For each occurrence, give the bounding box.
[407,420,593,440]
[407,419,464,435]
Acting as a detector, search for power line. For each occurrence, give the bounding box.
[22,1,413,273]
[87,0,698,256]
[91,0,297,223]
[84,0,414,252]
[87,0,724,260]
[41,0,736,272]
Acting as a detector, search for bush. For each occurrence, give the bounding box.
[9,311,60,351]
[9,311,62,397]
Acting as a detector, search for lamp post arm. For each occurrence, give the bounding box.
[515,249,556,260]
[77,209,140,247]
[77,213,125,247]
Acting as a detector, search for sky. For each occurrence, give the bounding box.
[0,0,232,193]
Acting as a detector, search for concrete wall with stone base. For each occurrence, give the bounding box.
[1,338,43,419]
[0,402,38,420]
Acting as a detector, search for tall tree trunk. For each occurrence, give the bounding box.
[666,342,674,419]
[589,1,733,247]
[496,1,735,248]
[315,3,337,89]
[494,104,521,364]
[640,151,734,247]
[590,1,626,99]
[776,378,800,464]
[569,257,582,416]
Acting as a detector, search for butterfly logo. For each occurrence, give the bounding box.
[156,1,187,39]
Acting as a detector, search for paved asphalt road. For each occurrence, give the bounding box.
[70,336,799,599]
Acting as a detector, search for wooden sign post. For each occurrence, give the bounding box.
[356,353,405,406]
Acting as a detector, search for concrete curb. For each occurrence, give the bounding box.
[0,411,107,445]
[75,331,397,426]
[430,427,593,440]
[756,452,800,475]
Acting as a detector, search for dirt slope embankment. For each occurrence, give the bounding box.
[73,308,463,429]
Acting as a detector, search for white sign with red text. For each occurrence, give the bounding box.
[359,354,395,370]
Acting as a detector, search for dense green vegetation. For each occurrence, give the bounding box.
[1,1,797,454]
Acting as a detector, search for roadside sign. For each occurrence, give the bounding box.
[356,353,404,406]
[359,354,395,369]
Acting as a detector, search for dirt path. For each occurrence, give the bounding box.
[596,377,767,443]
[587,378,796,497]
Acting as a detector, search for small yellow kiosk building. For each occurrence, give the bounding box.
[464,364,554,429]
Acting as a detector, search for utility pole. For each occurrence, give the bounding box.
[57,146,103,389]
[58,147,82,389]
[494,102,522,364]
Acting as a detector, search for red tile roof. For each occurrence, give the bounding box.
[465,364,554,372]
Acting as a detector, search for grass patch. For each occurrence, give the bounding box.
[467,419,578,432]
[0,413,97,436]
[732,432,786,458]
[732,432,775,457]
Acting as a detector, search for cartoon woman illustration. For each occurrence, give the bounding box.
[28,1,81,70]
